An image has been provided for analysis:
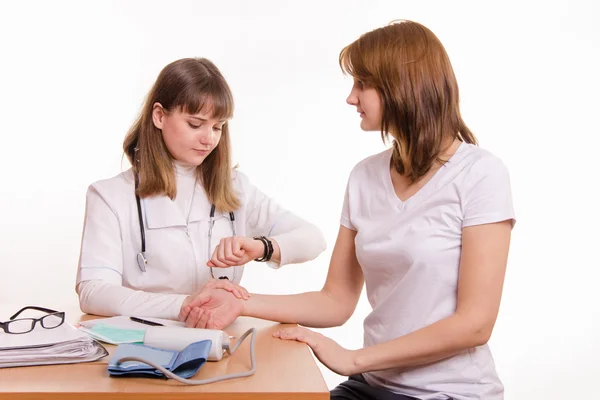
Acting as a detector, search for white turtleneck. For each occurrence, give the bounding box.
[173,161,197,220]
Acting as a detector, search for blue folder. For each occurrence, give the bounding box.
[107,340,212,379]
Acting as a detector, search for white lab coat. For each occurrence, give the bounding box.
[75,168,326,319]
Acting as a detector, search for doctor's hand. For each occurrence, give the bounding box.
[273,326,359,376]
[207,236,265,268]
[179,288,246,330]
[202,277,250,299]
[178,279,249,323]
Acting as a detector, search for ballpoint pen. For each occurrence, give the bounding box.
[130,316,164,327]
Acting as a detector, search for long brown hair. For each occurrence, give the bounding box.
[340,20,477,183]
[123,58,240,212]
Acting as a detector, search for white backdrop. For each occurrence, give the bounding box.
[1,1,599,398]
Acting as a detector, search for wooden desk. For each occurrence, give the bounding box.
[0,309,329,399]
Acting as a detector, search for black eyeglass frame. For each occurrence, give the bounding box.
[0,306,65,335]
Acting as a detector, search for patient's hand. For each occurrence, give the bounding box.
[180,288,245,330]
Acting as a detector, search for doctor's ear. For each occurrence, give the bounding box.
[152,102,166,130]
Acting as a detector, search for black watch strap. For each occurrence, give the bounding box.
[253,236,274,262]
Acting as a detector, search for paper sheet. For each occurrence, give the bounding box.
[0,322,89,350]
[0,318,109,368]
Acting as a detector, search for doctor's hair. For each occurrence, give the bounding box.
[339,20,477,183]
[123,57,240,212]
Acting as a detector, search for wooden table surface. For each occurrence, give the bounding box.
[0,305,329,399]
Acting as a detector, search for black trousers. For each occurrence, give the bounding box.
[330,374,419,400]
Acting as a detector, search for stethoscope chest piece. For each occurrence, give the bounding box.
[137,252,148,272]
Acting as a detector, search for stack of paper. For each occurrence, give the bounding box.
[0,321,108,368]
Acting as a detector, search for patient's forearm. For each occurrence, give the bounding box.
[242,291,352,328]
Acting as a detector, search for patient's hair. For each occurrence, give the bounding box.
[123,58,239,212]
[340,20,477,183]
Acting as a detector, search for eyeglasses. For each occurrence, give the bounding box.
[0,306,65,335]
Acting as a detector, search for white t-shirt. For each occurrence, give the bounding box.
[341,142,515,400]
[76,166,326,320]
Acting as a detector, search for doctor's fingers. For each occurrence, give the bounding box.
[179,305,192,322]
[185,307,206,328]
[208,246,231,268]
[218,279,251,299]
[179,294,207,322]
[201,279,249,300]
[195,308,212,329]
[211,278,250,300]
[206,311,216,330]
[228,237,246,257]
[209,238,244,266]
[217,239,244,265]
[222,238,245,262]
[184,292,214,311]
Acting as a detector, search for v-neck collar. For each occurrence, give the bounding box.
[383,141,467,210]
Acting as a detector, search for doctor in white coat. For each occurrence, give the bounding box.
[76,58,326,324]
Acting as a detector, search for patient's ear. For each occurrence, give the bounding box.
[152,102,165,129]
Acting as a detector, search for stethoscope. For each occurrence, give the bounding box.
[135,177,238,282]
